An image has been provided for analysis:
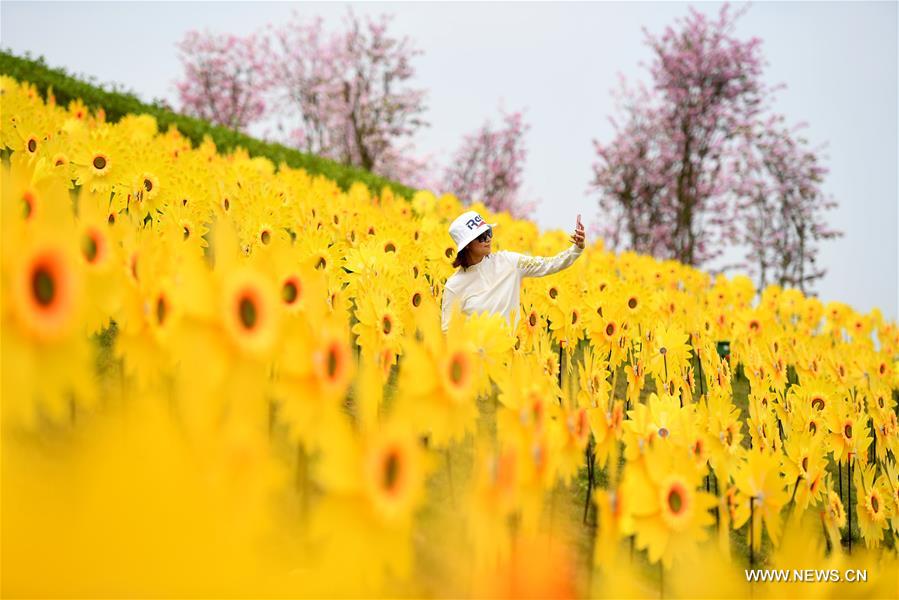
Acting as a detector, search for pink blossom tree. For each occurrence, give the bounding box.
[174,30,274,132]
[591,4,840,293]
[736,116,842,292]
[267,10,428,181]
[591,79,674,257]
[442,111,537,219]
[593,4,769,267]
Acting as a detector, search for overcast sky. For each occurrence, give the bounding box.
[3,1,896,321]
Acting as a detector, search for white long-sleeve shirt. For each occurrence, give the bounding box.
[441,244,584,333]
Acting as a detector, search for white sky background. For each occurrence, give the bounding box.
[2,1,897,321]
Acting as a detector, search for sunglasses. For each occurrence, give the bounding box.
[476,228,493,243]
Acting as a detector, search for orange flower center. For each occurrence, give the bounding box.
[31,264,56,308]
[628,297,638,309]
[238,295,258,330]
[382,450,402,494]
[282,279,300,304]
[667,487,684,515]
[326,343,341,380]
[871,494,879,513]
[449,353,467,386]
[576,410,588,438]
[280,281,299,306]
[809,473,822,493]
[605,323,615,337]
[22,190,36,219]
[532,400,544,427]
[529,313,538,327]
[22,247,76,339]
[81,231,101,264]
[156,295,168,326]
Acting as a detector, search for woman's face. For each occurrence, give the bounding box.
[469,228,492,258]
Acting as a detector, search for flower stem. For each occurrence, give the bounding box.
[749,495,755,568]
[583,437,595,524]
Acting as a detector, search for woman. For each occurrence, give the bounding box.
[441,210,586,332]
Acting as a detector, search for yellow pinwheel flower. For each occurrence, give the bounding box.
[2,219,94,425]
[312,418,430,590]
[576,344,612,409]
[781,432,827,512]
[352,290,404,363]
[393,306,480,447]
[853,462,891,549]
[648,323,692,397]
[735,448,791,553]
[621,444,716,569]
[825,400,872,464]
[701,390,746,484]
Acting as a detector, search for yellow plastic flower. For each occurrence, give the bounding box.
[648,323,692,396]
[621,444,716,569]
[735,448,791,552]
[393,304,480,446]
[853,462,890,549]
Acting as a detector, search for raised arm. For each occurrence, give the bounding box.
[511,244,584,278]
[512,213,586,278]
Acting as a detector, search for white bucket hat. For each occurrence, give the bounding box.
[448,210,497,252]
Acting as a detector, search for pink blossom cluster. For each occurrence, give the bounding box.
[173,12,542,217]
[734,115,842,292]
[174,10,429,184]
[173,12,540,217]
[266,10,428,181]
[175,30,274,132]
[442,111,537,219]
[591,3,841,293]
